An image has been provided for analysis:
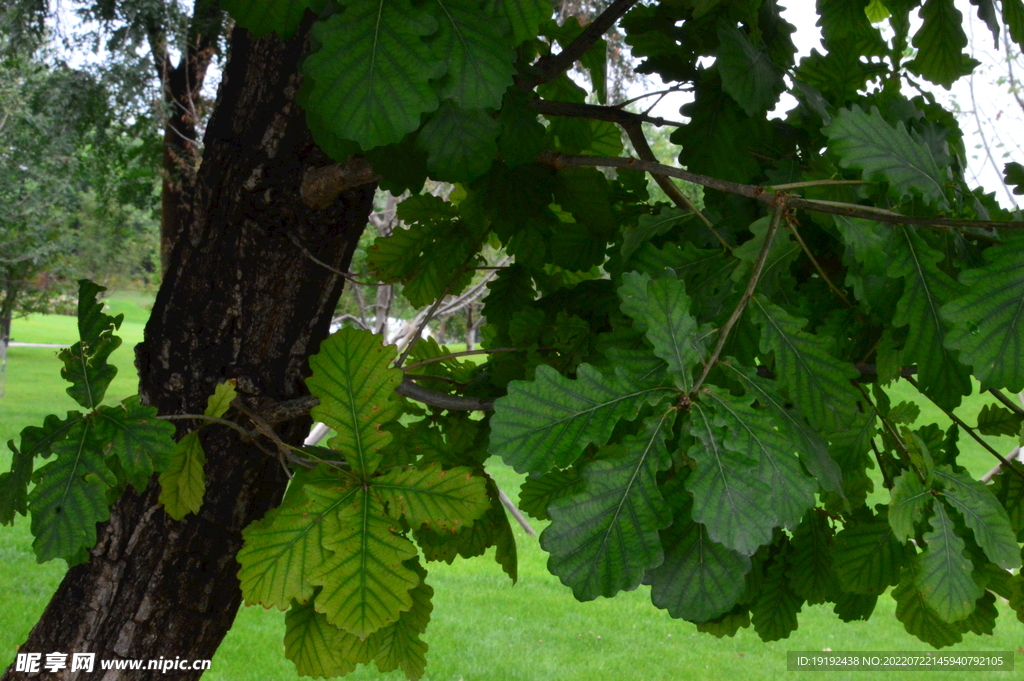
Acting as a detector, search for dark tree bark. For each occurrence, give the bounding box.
[3,19,375,681]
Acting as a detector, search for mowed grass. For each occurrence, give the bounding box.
[0,300,1020,680]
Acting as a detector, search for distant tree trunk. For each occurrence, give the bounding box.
[151,0,223,273]
[2,19,375,681]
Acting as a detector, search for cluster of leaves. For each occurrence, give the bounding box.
[0,281,176,563]
[236,328,515,679]
[224,0,1024,667]
[8,0,1024,679]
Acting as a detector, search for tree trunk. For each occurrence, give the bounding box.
[155,0,223,273]
[3,21,374,681]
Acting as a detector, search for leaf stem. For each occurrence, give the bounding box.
[691,199,785,395]
[783,215,852,306]
[905,376,1024,483]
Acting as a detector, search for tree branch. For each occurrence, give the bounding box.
[300,157,380,209]
[537,152,1024,231]
[262,377,496,424]
[621,121,724,248]
[533,0,639,85]
[906,376,1024,483]
[988,388,1024,418]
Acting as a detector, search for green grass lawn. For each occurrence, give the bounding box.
[0,301,1020,680]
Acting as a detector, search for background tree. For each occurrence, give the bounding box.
[4,0,1024,679]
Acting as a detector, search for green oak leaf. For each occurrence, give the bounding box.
[787,511,841,605]
[648,499,751,623]
[686,402,775,556]
[942,233,1024,393]
[1007,0,1024,49]
[833,592,877,622]
[284,599,372,678]
[933,465,1020,569]
[417,101,500,182]
[74,279,124,347]
[426,0,515,109]
[888,226,971,409]
[889,469,932,543]
[518,467,583,521]
[93,396,176,492]
[621,209,693,262]
[28,417,116,563]
[368,559,433,679]
[907,0,980,88]
[975,404,1020,436]
[542,413,674,600]
[1004,161,1024,195]
[484,0,552,45]
[914,501,983,623]
[749,296,860,434]
[619,275,706,391]
[893,558,965,647]
[204,380,238,419]
[834,515,909,595]
[0,412,85,524]
[373,462,490,532]
[866,0,891,22]
[221,0,323,38]
[988,461,1024,537]
[415,476,518,583]
[751,542,803,642]
[702,388,817,532]
[302,0,444,150]
[238,473,359,610]
[823,106,949,208]
[720,361,844,498]
[307,327,403,478]
[489,363,672,474]
[59,335,121,410]
[309,489,420,638]
[716,22,785,116]
[695,604,751,638]
[158,431,206,521]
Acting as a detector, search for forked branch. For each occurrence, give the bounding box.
[691,199,785,395]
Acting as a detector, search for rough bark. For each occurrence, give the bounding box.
[3,20,375,681]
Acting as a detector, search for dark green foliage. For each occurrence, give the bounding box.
[7,1,1024,677]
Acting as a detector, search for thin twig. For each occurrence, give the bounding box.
[613,85,689,109]
[533,99,687,129]
[157,413,255,439]
[406,374,467,388]
[691,199,786,395]
[783,215,852,306]
[287,232,381,286]
[988,388,1024,418]
[497,485,536,536]
[906,376,1024,483]
[768,179,871,190]
[870,439,895,490]
[402,348,518,372]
